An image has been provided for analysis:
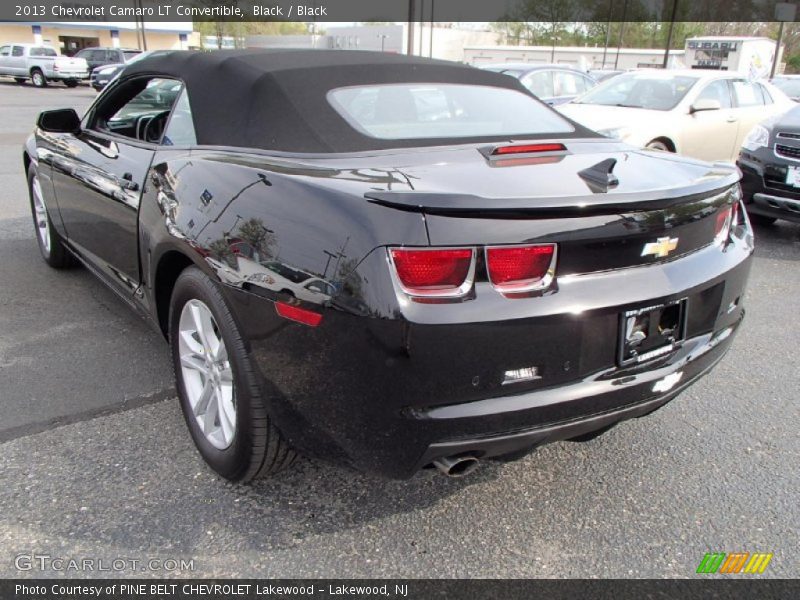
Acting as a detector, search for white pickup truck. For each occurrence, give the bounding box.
[0,43,89,88]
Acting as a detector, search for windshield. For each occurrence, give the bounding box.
[772,78,800,98]
[574,72,699,111]
[328,83,574,140]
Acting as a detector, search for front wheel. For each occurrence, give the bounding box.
[30,69,47,88]
[169,267,296,482]
[27,164,74,268]
[63,79,79,88]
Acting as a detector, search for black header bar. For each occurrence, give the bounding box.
[3,0,799,23]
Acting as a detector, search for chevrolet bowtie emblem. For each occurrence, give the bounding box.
[641,236,679,258]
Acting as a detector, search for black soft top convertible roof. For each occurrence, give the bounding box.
[124,49,593,154]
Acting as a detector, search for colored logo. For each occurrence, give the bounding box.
[696,552,773,574]
[641,236,679,258]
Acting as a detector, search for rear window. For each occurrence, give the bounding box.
[30,47,57,57]
[123,51,141,62]
[327,83,574,140]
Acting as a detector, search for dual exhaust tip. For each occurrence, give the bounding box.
[431,454,480,478]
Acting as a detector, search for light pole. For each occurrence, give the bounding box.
[614,0,629,70]
[551,35,560,63]
[602,0,613,69]
[772,3,796,78]
[662,0,678,69]
[377,34,388,52]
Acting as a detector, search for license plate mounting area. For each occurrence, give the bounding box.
[617,299,687,366]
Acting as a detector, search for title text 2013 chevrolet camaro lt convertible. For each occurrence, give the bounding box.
[24,50,753,480]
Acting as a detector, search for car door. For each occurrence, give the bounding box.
[679,79,739,162]
[0,46,11,74]
[48,76,185,295]
[10,45,26,76]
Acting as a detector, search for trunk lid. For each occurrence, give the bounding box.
[355,139,740,275]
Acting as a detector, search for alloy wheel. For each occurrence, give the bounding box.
[31,174,51,254]
[178,299,237,449]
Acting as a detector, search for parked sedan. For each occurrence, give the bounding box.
[25,50,752,481]
[560,69,793,161]
[480,63,597,105]
[738,103,800,224]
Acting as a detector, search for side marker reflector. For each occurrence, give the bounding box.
[275,301,322,327]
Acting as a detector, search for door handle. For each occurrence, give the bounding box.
[119,172,139,192]
[726,117,738,123]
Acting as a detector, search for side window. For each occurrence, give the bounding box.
[162,87,197,146]
[695,80,732,109]
[0,46,10,57]
[91,77,184,143]
[522,70,555,99]
[12,46,24,57]
[732,80,764,107]
[554,71,583,96]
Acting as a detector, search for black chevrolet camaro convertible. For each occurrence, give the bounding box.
[25,50,753,480]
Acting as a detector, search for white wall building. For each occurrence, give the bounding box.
[464,45,685,71]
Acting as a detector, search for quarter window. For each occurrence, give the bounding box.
[162,87,197,146]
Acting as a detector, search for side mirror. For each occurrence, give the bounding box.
[690,99,721,114]
[36,108,81,134]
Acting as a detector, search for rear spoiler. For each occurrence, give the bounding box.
[365,175,740,218]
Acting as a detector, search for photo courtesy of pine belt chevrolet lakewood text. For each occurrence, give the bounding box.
[24,50,753,480]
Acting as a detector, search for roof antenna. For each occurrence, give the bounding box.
[578,158,619,193]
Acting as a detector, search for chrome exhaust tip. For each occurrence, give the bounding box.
[432,455,480,478]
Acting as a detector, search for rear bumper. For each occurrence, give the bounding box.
[738,156,800,223]
[223,218,753,479]
[415,322,735,470]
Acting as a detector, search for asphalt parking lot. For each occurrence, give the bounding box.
[0,81,798,579]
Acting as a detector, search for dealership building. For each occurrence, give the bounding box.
[0,21,198,55]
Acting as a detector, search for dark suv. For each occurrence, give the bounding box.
[74,47,140,73]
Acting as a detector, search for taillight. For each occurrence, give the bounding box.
[388,247,475,298]
[714,205,733,245]
[485,244,557,293]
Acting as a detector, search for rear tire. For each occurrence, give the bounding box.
[64,79,79,88]
[169,266,296,482]
[30,69,47,88]
[27,164,75,269]
[748,212,777,226]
